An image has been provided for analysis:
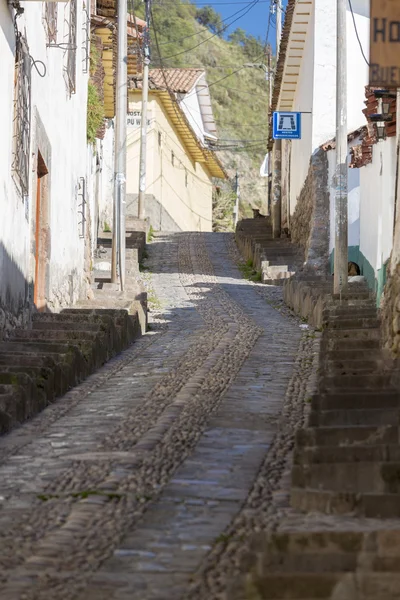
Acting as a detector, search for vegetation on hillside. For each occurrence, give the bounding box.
[132,0,270,227]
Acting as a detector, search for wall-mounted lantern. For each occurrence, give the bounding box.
[370,89,396,141]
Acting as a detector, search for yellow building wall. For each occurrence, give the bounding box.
[126,94,213,232]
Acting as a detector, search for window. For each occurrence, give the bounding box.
[171,151,174,166]
[185,169,188,187]
[44,3,58,44]
[66,0,77,93]
[12,34,31,197]
[158,131,162,147]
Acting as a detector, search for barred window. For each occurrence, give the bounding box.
[12,35,31,197]
[44,3,58,43]
[66,0,77,93]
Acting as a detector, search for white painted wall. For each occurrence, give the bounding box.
[346,0,370,133]
[0,0,93,320]
[97,121,115,233]
[179,87,206,145]
[327,134,396,285]
[288,4,314,215]
[359,138,396,274]
[288,0,369,216]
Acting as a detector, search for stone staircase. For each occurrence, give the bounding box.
[292,283,399,518]
[235,282,400,599]
[0,220,148,436]
[236,218,302,285]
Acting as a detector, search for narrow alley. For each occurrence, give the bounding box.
[0,232,316,600]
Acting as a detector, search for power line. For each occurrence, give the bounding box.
[348,0,369,66]
[160,0,262,60]
[157,0,263,47]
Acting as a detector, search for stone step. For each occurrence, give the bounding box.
[333,290,372,300]
[296,425,399,448]
[325,358,386,375]
[0,353,72,398]
[291,487,400,518]
[325,348,385,361]
[309,407,398,427]
[294,444,400,466]
[292,461,400,494]
[326,318,380,330]
[236,572,343,599]
[323,337,381,351]
[324,307,377,318]
[324,328,381,340]
[61,308,139,347]
[0,365,56,403]
[312,390,399,411]
[0,384,26,433]
[0,372,46,423]
[1,340,89,379]
[32,320,101,332]
[320,374,392,390]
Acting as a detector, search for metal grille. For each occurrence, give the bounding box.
[12,35,31,197]
[66,0,77,93]
[45,3,58,43]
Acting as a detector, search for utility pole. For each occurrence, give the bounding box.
[271,0,282,238]
[333,0,348,295]
[234,170,240,227]
[112,0,127,289]
[267,44,272,215]
[138,0,151,220]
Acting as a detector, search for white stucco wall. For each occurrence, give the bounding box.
[97,121,115,233]
[0,0,92,319]
[288,5,314,215]
[179,86,206,145]
[359,138,396,275]
[287,0,370,216]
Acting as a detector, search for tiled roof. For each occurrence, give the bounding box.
[130,68,204,93]
[321,87,398,169]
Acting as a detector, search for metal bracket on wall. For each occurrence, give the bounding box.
[82,5,90,74]
[77,177,86,239]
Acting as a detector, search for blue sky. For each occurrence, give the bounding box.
[192,0,287,46]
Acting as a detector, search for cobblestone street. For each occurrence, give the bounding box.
[0,232,317,600]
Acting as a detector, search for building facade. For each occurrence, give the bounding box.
[126,69,225,232]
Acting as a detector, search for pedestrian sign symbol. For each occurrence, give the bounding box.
[273,111,301,139]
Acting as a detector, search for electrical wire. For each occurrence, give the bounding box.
[348,0,370,67]
[160,0,262,60]
[157,0,263,46]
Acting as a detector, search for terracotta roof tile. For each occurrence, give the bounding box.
[129,68,204,93]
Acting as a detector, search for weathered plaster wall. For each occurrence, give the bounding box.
[0,0,93,333]
[96,121,115,234]
[290,149,330,275]
[126,94,213,232]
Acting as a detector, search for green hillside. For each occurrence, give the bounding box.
[132,0,270,226]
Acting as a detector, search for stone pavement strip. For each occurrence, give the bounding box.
[0,232,316,600]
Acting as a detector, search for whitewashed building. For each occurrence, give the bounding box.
[272,0,398,303]
[0,0,96,335]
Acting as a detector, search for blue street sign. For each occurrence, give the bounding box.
[273,111,301,139]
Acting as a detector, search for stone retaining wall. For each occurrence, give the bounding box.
[290,149,330,276]
[283,277,331,329]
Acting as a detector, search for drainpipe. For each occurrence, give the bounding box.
[272,0,282,238]
[112,0,127,290]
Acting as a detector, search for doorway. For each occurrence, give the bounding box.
[34,151,49,310]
